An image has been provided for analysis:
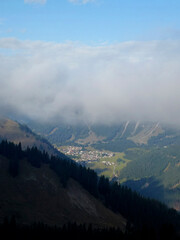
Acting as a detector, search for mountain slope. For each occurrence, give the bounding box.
[0,134,180,240]
[0,118,126,229]
[0,118,67,159]
[28,120,180,149]
[1,140,180,231]
[0,154,126,229]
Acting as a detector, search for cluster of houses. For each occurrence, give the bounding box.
[59,146,114,163]
[102,161,115,166]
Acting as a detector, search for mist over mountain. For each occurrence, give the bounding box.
[1,38,180,126]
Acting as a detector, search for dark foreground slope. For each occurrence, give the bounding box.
[0,140,180,240]
[0,151,126,229]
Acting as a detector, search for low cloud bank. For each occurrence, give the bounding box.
[0,38,180,125]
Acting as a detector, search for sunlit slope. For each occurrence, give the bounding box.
[29,120,180,149]
[0,118,67,158]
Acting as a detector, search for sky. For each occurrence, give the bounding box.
[1,0,180,43]
[0,0,180,125]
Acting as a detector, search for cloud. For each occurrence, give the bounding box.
[24,0,47,5]
[68,0,95,5]
[0,38,180,125]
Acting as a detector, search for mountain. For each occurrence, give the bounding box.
[27,120,180,149]
[0,118,126,229]
[0,153,126,229]
[0,118,68,159]
[27,120,180,211]
[0,120,180,239]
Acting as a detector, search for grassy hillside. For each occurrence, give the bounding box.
[86,146,180,210]
[28,120,180,148]
[86,152,130,178]
[120,146,180,210]
[0,118,67,159]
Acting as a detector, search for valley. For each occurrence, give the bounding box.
[57,145,130,179]
[29,120,180,211]
[1,118,179,210]
[56,143,180,210]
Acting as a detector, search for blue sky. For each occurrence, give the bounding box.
[1,0,180,43]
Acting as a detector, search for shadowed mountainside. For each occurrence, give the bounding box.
[0,154,126,229]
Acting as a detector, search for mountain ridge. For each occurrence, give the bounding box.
[27,120,180,148]
[0,118,68,159]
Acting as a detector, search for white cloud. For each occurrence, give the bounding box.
[0,38,180,125]
[24,0,47,5]
[68,0,95,5]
